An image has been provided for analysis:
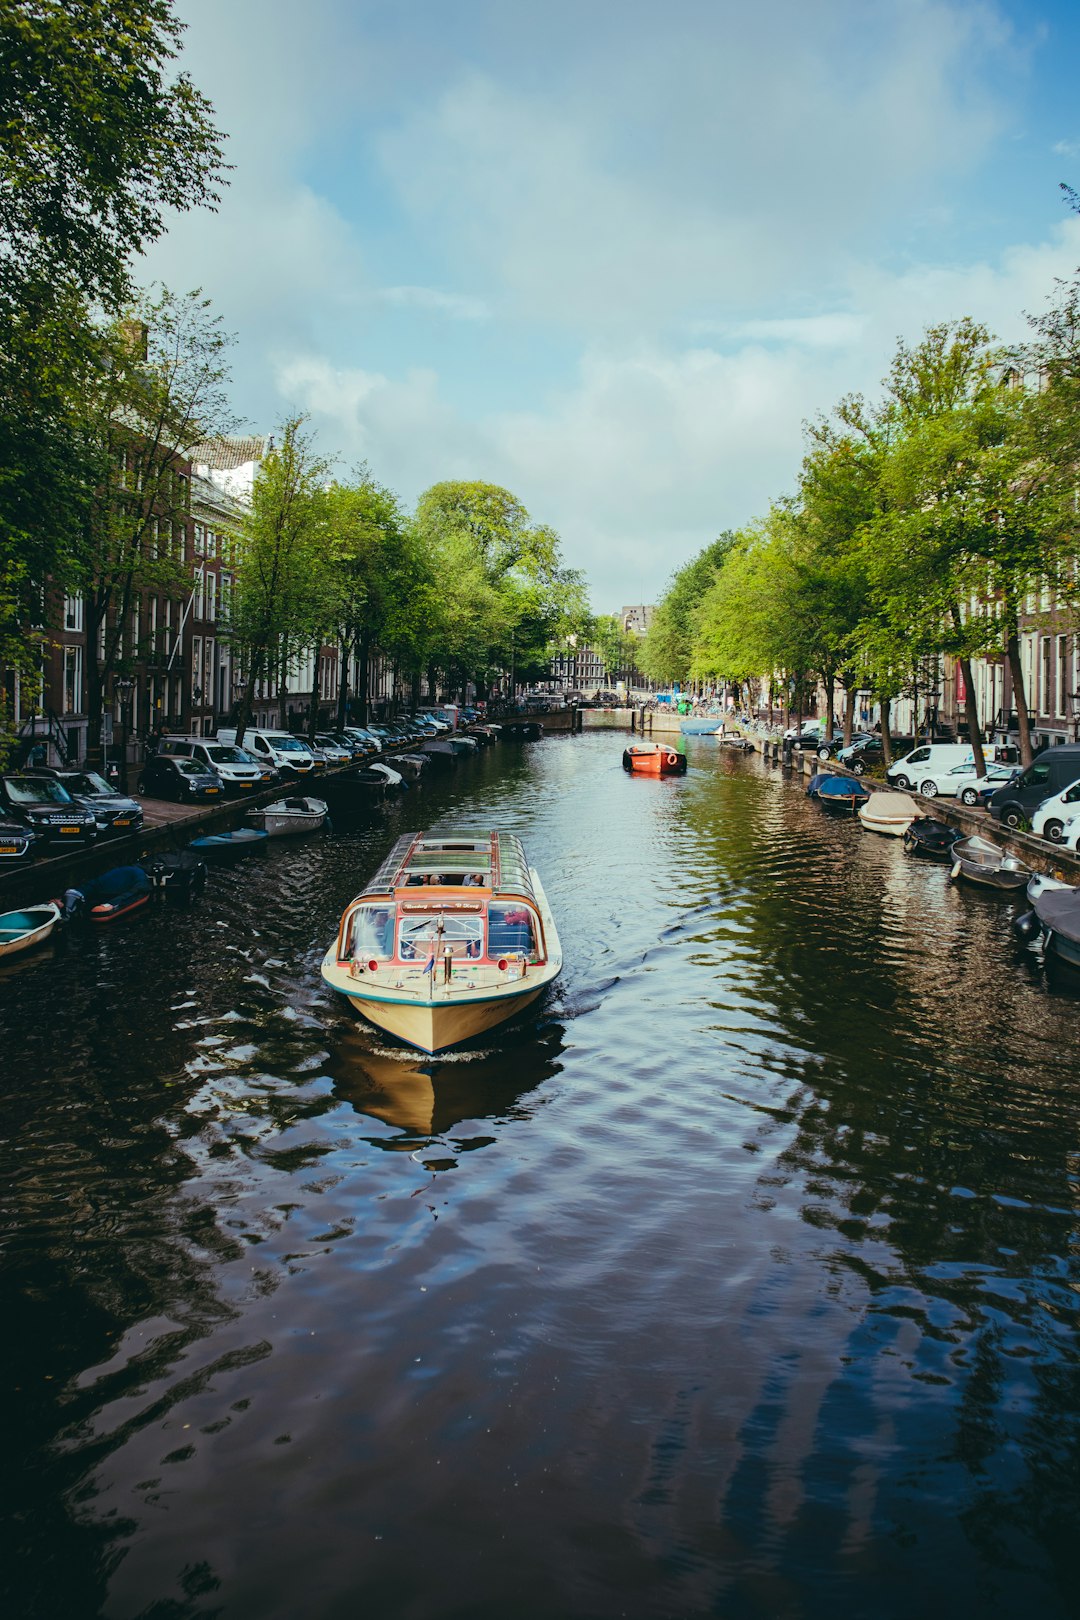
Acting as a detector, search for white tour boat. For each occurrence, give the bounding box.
[321,829,562,1052]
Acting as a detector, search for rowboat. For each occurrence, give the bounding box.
[902,816,962,860]
[189,827,269,861]
[807,772,869,811]
[245,795,329,837]
[321,828,563,1053]
[622,744,687,776]
[0,903,61,958]
[857,790,919,837]
[949,835,1031,891]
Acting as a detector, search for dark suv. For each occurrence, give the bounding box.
[47,769,144,837]
[0,772,97,847]
[137,755,225,804]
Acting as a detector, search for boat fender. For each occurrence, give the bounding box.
[1013,910,1042,943]
[950,861,961,881]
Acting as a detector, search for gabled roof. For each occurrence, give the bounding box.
[190,434,269,470]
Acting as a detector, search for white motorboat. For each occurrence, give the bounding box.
[857,790,919,837]
[0,903,61,958]
[245,795,329,837]
[321,828,562,1053]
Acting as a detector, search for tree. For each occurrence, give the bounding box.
[413,481,587,696]
[640,534,734,687]
[72,288,234,763]
[0,1,226,762]
[227,418,331,747]
[0,0,226,317]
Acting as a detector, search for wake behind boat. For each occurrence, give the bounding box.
[321,829,562,1053]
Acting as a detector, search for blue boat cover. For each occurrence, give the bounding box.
[814,774,868,802]
[80,866,151,904]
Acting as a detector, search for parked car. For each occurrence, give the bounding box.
[1030,776,1080,843]
[989,744,1080,829]
[813,730,875,760]
[342,727,381,754]
[887,743,979,791]
[0,817,36,863]
[47,769,144,836]
[837,737,884,775]
[137,755,226,804]
[0,772,97,847]
[911,759,1015,802]
[158,737,274,791]
[217,729,317,777]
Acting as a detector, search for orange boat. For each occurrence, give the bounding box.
[622,744,687,776]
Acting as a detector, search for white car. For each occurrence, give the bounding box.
[313,734,353,766]
[1030,776,1080,843]
[915,759,1016,803]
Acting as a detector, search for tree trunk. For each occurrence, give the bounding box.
[234,648,264,750]
[1006,629,1034,767]
[842,684,855,748]
[959,655,986,776]
[336,634,352,730]
[824,674,835,742]
[357,633,370,725]
[306,649,321,742]
[881,697,894,766]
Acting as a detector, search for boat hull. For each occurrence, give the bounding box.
[339,977,550,1052]
[0,905,60,957]
[623,746,686,776]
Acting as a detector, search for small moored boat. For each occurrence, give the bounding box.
[321,828,563,1053]
[0,903,61,958]
[622,744,687,776]
[1030,883,1080,967]
[679,717,723,736]
[807,772,870,811]
[189,827,269,861]
[902,817,962,860]
[245,795,329,837]
[139,850,208,902]
[78,865,152,923]
[857,791,919,837]
[949,835,1032,891]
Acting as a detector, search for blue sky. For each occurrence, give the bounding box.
[146,0,1080,610]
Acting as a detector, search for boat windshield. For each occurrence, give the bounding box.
[487,905,537,960]
[346,904,395,960]
[4,777,72,804]
[399,912,484,962]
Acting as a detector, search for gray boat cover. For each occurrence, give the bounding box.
[1033,885,1080,945]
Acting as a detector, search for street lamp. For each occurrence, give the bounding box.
[115,676,134,791]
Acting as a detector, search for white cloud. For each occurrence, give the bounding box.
[379,286,490,320]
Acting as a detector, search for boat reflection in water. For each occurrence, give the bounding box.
[325,1016,565,1148]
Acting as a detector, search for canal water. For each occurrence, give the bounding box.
[2,729,1078,1620]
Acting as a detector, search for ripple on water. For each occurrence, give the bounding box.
[1,733,1078,1619]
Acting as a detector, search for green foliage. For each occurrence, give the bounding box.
[640,533,734,684]
[413,480,586,690]
[0,0,226,317]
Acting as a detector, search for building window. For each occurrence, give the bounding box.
[63,595,83,632]
[192,637,203,703]
[205,570,217,623]
[1041,637,1053,717]
[62,645,83,714]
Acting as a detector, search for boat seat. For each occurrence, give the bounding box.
[488,924,532,952]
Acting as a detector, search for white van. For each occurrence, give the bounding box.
[158,735,273,791]
[217,728,317,776]
[886,744,977,791]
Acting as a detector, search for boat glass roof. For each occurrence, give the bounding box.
[359,829,537,903]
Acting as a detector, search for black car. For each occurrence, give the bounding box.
[816,730,875,760]
[47,769,144,837]
[0,816,36,863]
[837,737,884,775]
[136,755,225,804]
[0,772,97,846]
